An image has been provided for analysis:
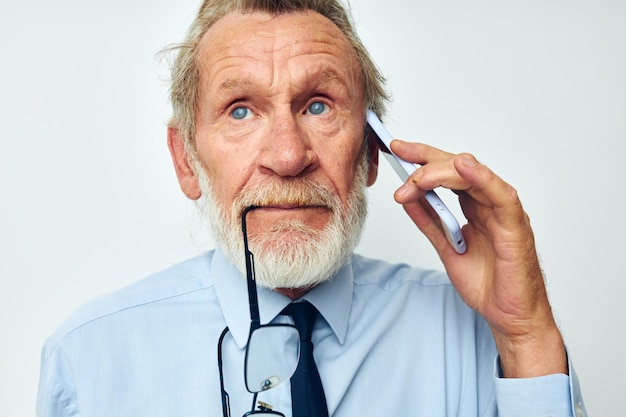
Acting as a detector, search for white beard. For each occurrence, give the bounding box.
[190,150,369,290]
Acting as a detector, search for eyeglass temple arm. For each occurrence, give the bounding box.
[217,326,231,417]
[242,206,261,332]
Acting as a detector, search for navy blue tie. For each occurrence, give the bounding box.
[283,301,329,417]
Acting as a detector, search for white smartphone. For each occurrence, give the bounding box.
[366,110,467,254]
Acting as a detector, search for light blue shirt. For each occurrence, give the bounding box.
[37,250,586,417]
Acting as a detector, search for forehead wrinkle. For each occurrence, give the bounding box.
[269,26,351,92]
[282,33,361,100]
[201,12,362,105]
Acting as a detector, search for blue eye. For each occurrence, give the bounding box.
[231,107,252,120]
[307,102,328,115]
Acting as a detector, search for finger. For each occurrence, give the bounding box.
[394,178,426,203]
[454,154,526,227]
[390,140,454,166]
[394,166,468,205]
[410,159,470,192]
[391,140,472,193]
[402,199,456,256]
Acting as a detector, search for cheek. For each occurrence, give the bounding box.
[194,135,255,205]
[318,136,365,201]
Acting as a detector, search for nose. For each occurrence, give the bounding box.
[258,113,317,177]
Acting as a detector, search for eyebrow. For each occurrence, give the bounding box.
[217,69,350,95]
[218,78,254,93]
[296,69,352,94]
[305,69,358,101]
[307,69,341,85]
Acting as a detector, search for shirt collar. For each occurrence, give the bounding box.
[212,248,354,348]
[299,258,353,345]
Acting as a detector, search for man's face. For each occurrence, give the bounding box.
[170,10,377,290]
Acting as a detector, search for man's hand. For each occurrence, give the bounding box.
[391,139,567,378]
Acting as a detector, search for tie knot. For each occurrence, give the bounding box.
[283,301,319,342]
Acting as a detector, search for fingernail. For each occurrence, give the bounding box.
[395,182,415,200]
[462,155,477,168]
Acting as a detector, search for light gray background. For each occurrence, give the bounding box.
[1,0,624,415]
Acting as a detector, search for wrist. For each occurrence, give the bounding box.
[493,325,568,378]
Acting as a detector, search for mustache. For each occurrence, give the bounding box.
[231,178,339,216]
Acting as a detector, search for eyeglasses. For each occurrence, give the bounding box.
[218,206,301,416]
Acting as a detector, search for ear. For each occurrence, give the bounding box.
[365,128,379,186]
[167,127,202,200]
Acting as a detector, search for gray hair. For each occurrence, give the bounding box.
[164,0,389,148]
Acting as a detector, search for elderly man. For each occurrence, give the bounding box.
[37,1,586,416]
